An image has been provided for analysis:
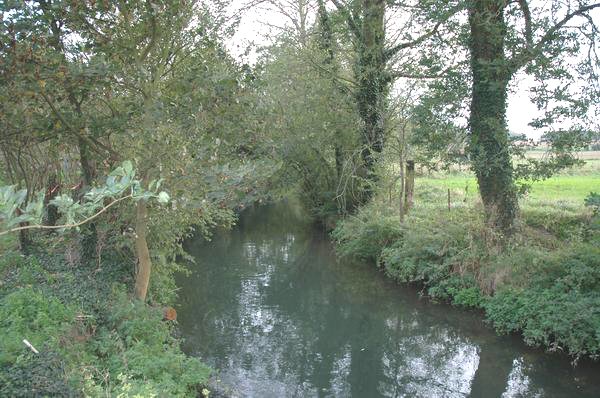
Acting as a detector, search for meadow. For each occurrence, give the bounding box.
[418,152,600,204]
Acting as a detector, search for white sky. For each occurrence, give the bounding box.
[225,1,594,141]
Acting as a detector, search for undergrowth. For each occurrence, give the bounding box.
[0,243,211,397]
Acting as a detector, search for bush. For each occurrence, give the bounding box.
[0,287,75,366]
[522,201,589,240]
[332,206,403,263]
[382,209,490,307]
[82,289,211,397]
[485,245,600,358]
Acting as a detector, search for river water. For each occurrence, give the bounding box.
[177,202,600,397]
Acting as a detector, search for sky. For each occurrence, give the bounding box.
[224,1,595,141]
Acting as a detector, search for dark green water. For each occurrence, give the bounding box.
[177,202,600,397]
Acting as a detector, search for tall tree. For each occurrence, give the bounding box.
[467,0,600,233]
[329,0,460,203]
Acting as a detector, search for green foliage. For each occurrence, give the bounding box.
[332,206,402,262]
[585,192,600,215]
[448,285,484,308]
[486,245,600,358]
[334,202,484,303]
[584,192,600,239]
[83,289,211,397]
[1,350,78,397]
[0,161,169,234]
[0,186,45,228]
[0,287,75,366]
[0,249,211,397]
[255,33,362,220]
[378,209,477,290]
[522,201,589,240]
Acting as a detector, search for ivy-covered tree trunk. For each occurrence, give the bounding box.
[317,0,352,214]
[355,0,387,203]
[468,0,518,234]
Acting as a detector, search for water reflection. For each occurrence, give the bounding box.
[177,202,600,397]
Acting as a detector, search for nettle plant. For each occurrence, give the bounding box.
[0,161,169,236]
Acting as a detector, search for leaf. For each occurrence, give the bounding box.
[157,192,170,204]
[122,160,134,176]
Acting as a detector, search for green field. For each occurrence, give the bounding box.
[415,151,600,205]
[418,175,600,203]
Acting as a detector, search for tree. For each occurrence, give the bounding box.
[326,0,461,203]
[467,0,600,233]
[1,0,276,303]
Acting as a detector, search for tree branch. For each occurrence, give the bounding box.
[0,194,133,236]
[390,66,453,80]
[511,2,600,70]
[517,0,533,49]
[384,4,464,59]
[330,0,361,39]
[39,90,121,160]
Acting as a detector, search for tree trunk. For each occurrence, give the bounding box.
[468,0,518,234]
[78,137,95,188]
[77,136,98,257]
[44,173,59,227]
[134,200,152,302]
[318,0,348,214]
[17,207,32,254]
[404,160,414,213]
[356,0,387,203]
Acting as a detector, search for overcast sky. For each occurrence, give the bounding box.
[224,2,594,141]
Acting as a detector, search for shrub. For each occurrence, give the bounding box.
[522,201,589,240]
[0,287,75,366]
[379,209,484,304]
[332,206,402,263]
[333,195,600,358]
[485,244,600,358]
[83,289,211,397]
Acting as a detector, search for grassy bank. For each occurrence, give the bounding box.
[333,174,600,359]
[0,237,211,397]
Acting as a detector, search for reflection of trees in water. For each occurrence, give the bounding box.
[379,318,479,397]
[178,204,600,398]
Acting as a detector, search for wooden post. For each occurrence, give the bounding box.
[404,160,415,214]
[447,189,451,211]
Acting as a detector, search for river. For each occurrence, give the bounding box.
[176,202,600,397]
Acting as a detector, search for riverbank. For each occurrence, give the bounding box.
[0,236,211,396]
[332,178,600,359]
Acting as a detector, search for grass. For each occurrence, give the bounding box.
[413,150,600,203]
[419,175,599,202]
